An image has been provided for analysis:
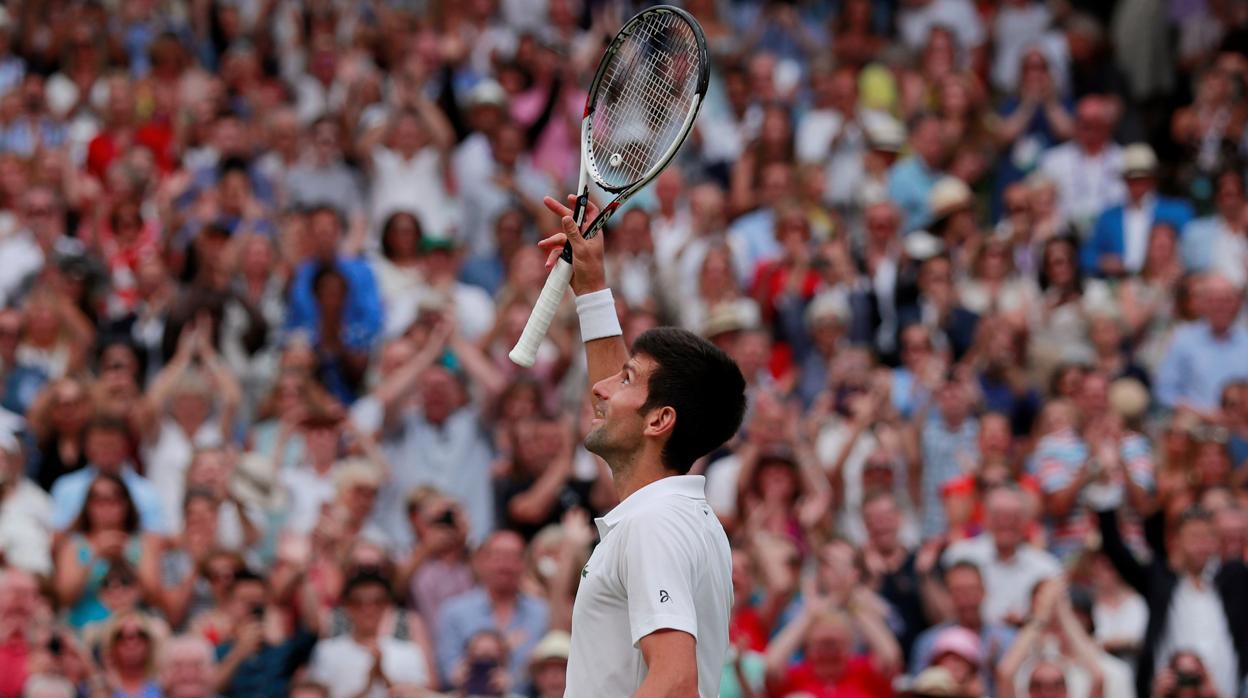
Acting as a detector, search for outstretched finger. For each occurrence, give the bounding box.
[537,232,568,250]
[543,195,574,219]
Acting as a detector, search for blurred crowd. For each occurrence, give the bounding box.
[0,0,1246,697]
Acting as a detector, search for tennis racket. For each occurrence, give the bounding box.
[508,4,709,367]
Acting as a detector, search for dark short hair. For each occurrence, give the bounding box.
[85,415,132,440]
[340,570,393,604]
[1178,505,1214,528]
[632,327,747,473]
[228,568,265,595]
[944,560,983,584]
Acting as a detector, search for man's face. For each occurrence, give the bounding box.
[1125,175,1155,203]
[1216,509,1247,561]
[864,204,900,246]
[911,118,945,167]
[862,497,900,549]
[478,533,525,596]
[1179,519,1218,572]
[533,658,568,698]
[308,211,341,260]
[586,354,656,462]
[344,582,389,635]
[1205,280,1242,334]
[805,618,852,667]
[986,493,1026,549]
[1074,98,1111,150]
[85,429,129,472]
[162,644,213,698]
[0,571,38,626]
[228,580,266,623]
[419,368,463,425]
[946,567,984,625]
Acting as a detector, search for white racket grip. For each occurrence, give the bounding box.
[509,257,574,367]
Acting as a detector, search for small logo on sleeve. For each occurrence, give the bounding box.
[581,565,589,578]
[659,590,670,603]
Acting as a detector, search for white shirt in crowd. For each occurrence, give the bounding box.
[943,534,1062,625]
[369,146,459,240]
[0,478,52,576]
[308,635,429,698]
[279,466,338,535]
[897,0,986,54]
[1093,593,1148,651]
[565,475,731,698]
[1038,142,1125,233]
[1155,571,1238,698]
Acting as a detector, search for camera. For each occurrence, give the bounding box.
[434,510,457,527]
[1176,671,1202,689]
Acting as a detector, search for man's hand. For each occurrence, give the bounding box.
[538,195,607,296]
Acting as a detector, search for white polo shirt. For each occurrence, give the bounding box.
[565,475,732,698]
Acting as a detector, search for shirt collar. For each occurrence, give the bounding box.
[596,475,707,537]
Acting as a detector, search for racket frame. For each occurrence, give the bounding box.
[509,4,708,367]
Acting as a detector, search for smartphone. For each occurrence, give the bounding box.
[250,604,265,621]
[47,635,62,657]
[463,659,500,696]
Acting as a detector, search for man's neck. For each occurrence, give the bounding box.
[993,538,1018,561]
[610,460,670,502]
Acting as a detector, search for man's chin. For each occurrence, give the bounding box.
[584,428,606,457]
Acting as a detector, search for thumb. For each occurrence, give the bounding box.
[562,215,581,238]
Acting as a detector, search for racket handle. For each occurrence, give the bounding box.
[509,257,574,367]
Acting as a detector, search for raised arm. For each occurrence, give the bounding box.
[536,195,629,390]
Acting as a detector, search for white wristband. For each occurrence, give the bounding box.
[575,288,623,343]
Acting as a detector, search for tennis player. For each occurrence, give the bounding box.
[536,195,747,697]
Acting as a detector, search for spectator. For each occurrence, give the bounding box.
[912,560,1017,693]
[99,611,164,698]
[211,569,318,698]
[0,429,51,576]
[1180,169,1246,280]
[284,205,384,372]
[52,472,148,630]
[307,571,430,698]
[527,630,570,698]
[943,487,1061,625]
[889,114,948,233]
[0,568,43,695]
[1156,274,1248,413]
[158,635,217,698]
[1037,95,1124,233]
[435,531,549,689]
[1081,144,1195,276]
[1094,501,1248,698]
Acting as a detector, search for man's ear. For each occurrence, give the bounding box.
[643,405,676,440]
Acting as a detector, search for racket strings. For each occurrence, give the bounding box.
[592,11,700,189]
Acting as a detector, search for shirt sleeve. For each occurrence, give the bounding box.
[620,514,701,647]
